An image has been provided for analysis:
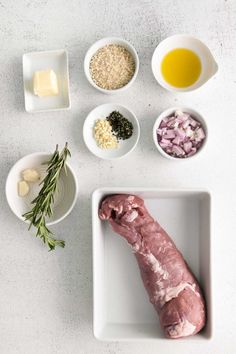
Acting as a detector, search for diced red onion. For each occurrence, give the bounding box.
[188,148,197,157]
[174,128,186,140]
[172,136,181,145]
[189,117,197,127]
[156,110,206,158]
[162,116,170,123]
[183,141,192,153]
[196,142,202,149]
[181,113,190,121]
[185,126,194,138]
[157,129,164,136]
[160,121,167,128]
[182,118,191,129]
[160,142,169,149]
[175,110,183,117]
[167,118,177,128]
[161,138,171,144]
[172,145,185,156]
[164,129,176,139]
[160,140,172,148]
[195,127,205,141]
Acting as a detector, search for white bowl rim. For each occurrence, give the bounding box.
[151,34,216,93]
[152,106,208,161]
[5,151,78,226]
[84,37,139,94]
[83,103,140,160]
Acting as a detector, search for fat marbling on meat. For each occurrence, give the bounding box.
[99,194,206,339]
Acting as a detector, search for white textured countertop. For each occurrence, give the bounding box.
[0,0,235,353]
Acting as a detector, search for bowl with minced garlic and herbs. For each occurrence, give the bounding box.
[83,103,140,159]
[84,37,139,94]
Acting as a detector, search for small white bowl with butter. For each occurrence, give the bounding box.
[23,49,71,113]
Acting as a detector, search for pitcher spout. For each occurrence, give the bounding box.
[211,60,218,77]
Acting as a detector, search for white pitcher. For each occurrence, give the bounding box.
[152,34,218,92]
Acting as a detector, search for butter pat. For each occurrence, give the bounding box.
[33,70,59,97]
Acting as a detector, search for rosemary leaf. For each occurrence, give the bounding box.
[22,143,71,251]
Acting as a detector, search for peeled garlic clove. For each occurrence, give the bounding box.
[18,180,30,197]
[22,169,40,182]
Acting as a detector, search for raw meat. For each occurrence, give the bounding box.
[99,194,206,339]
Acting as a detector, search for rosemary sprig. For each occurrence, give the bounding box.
[23,143,71,251]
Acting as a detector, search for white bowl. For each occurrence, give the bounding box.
[83,103,140,160]
[23,49,71,112]
[84,37,139,94]
[153,107,208,160]
[5,152,78,225]
[151,34,218,92]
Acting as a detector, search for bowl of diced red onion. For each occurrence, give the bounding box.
[153,107,207,160]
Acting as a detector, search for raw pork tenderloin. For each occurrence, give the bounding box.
[99,194,206,339]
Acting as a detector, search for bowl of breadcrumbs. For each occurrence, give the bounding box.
[84,37,139,94]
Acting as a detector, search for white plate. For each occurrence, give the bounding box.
[23,49,71,112]
[92,188,212,341]
[83,104,140,160]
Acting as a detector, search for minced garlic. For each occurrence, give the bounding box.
[94,119,118,149]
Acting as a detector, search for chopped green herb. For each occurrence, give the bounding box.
[106,111,133,140]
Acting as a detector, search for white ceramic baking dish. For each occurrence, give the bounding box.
[92,188,212,341]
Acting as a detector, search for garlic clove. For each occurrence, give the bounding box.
[18,180,30,197]
[22,169,40,182]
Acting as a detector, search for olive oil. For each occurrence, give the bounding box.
[161,48,201,88]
